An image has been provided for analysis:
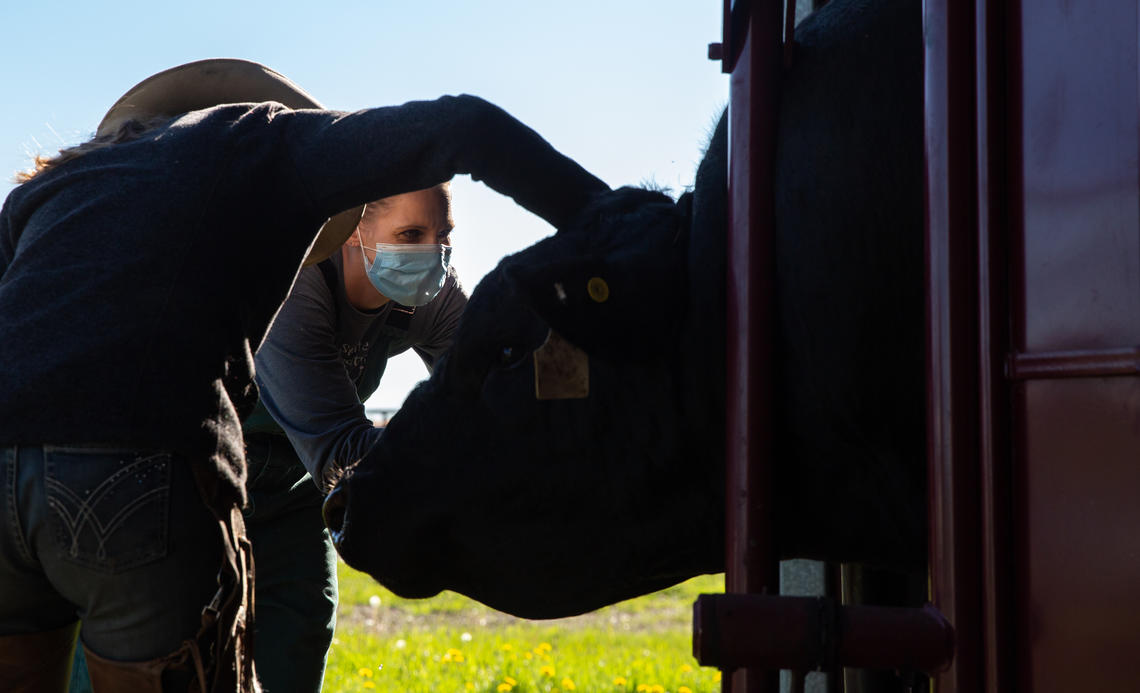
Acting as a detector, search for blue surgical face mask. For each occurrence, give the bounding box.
[357,230,452,306]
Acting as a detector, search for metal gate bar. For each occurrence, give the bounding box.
[715,0,784,689]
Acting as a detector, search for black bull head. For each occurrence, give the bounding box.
[324,0,925,619]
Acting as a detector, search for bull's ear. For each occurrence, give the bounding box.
[503,239,683,362]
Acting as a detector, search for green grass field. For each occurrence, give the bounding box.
[324,561,726,692]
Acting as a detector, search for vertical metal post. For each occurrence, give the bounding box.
[924,1,983,691]
[974,1,1013,691]
[722,0,784,690]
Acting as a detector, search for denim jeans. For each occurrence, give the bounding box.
[64,435,337,692]
[0,445,221,663]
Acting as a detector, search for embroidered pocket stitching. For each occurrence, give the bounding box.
[44,452,170,571]
[46,482,167,561]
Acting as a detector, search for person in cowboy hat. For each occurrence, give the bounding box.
[0,58,608,692]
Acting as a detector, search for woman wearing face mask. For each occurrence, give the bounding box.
[236,182,463,693]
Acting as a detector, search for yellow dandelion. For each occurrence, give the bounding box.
[497,684,512,693]
[362,683,375,690]
[448,648,463,657]
[358,667,373,678]
[504,677,517,686]
[540,665,556,677]
[454,654,465,663]
[613,676,628,686]
[466,684,475,691]
[501,643,513,651]
[650,686,665,693]
[679,664,693,673]
[561,677,576,690]
[679,687,693,693]
[441,653,452,663]
[637,685,649,692]
[539,642,553,651]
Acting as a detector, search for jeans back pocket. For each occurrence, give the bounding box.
[44,448,171,573]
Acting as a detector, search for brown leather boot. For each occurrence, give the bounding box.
[0,621,79,693]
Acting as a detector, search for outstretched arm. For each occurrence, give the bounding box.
[284,94,609,231]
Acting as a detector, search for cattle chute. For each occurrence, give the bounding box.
[696,0,1140,691]
[693,1,954,691]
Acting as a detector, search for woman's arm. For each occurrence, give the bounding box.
[253,265,379,490]
[411,269,468,371]
[284,95,610,233]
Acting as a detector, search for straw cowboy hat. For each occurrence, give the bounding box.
[97,58,364,266]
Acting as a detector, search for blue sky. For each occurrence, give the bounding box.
[0,0,728,410]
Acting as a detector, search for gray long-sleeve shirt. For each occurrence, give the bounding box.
[247,249,466,487]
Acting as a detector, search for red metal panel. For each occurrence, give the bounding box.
[1013,378,1140,690]
[1015,0,1140,352]
[931,1,1140,690]
[1010,2,1140,689]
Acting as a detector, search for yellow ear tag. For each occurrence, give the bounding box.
[587,277,609,303]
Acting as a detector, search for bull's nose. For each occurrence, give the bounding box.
[323,485,349,547]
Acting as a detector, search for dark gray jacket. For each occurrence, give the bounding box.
[0,95,606,506]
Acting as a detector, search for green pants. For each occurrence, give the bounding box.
[69,433,337,693]
[242,433,339,692]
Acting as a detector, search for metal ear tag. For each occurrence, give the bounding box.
[533,329,589,400]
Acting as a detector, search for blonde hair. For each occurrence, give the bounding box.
[14,115,172,184]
